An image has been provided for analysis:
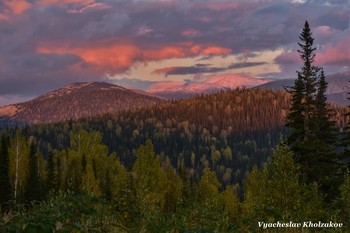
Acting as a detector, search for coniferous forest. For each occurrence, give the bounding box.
[0,22,349,233]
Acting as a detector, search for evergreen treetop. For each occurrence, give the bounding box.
[285,21,339,202]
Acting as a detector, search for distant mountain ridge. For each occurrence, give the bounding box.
[0,72,347,125]
[0,82,163,124]
[256,72,350,106]
[147,73,270,99]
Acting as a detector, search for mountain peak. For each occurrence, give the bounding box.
[38,82,127,100]
[0,82,163,124]
[148,73,270,99]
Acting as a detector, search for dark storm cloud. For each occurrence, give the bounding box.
[8,53,82,71]
[153,62,267,76]
[228,62,267,69]
[109,78,156,90]
[0,53,102,96]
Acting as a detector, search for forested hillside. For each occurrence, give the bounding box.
[0,88,349,232]
[0,82,163,124]
[2,88,347,188]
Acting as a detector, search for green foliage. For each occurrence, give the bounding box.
[9,131,29,202]
[0,133,11,208]
[25,137,45,202]
[0,191,128,233]
[267,142,304,221]
[340,173,350,229]
[243,140,327,231]
[343,83,350,168]
[0,131,347,232]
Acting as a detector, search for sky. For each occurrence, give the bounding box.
[0,0,349,106]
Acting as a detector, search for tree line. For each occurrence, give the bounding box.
[0,130,349,232]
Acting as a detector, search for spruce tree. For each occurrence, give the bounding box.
[343,84,350,168]
[286,74,305,155]
[286,21,338,201]
[46,152,57,194]
[25,139,41,202]
[297,21,319,141]
[0,134,11,208]
[314,69,337,145]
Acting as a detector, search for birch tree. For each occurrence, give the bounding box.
[9,132,29,202]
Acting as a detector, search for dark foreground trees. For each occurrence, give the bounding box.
[286,21,340,201]
[2,136,349,232]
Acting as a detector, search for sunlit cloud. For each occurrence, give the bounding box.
[0,0,348,105]
[3,0,32,15]
[181,29,200,37]
[136,26,154,36]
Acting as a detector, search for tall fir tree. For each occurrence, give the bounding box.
[286,21,339,201]
[343,83,350,168]
[314,69,337,145]
[46,151,57,194]
[24,138,42,202]
[297,21,319,141]
[286,74,305,152]
[0,133,11,208]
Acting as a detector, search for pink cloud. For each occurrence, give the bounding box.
[67,2,111,14]
[191,2,239,11]
[143,43,231,61]
[37,0,95,7]
[201,46,232,56]
[37,43,142,74]
[136,26,154,36]
[1,0,32,17]
[0,13,8,21]
[143,46,187,60]
[314,25,332,37]
[316,38,350,67]
[37,40,232,74]
[275,36,350,74]
[181,29,200,37]
[152,67,179,75]
[5,0,32,14]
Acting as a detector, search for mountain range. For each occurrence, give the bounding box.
[147,73,270,99]
[0,72,348,124]
[147,72,349,105]
[257,72,349,106]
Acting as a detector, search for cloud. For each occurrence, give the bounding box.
[0,52,101,96]
[37,43,142,74]
[275,28,350,75]
[152,62,267,76]
[181,28,200,37]
[0,0,32,20]
[36,41,233,75]
[0,0,348,102]
[8,53,82,71]
[37,0,96,7]
[67,3,112,14]
[148,81,185,91]
[136,26,154,36]
[81,11,129,38]
[109,77,156,90]
[316,37,350,67]
[227,62,267,69]
[152,65,224,76]
[190,2,239,12]
[4,0,32,15]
